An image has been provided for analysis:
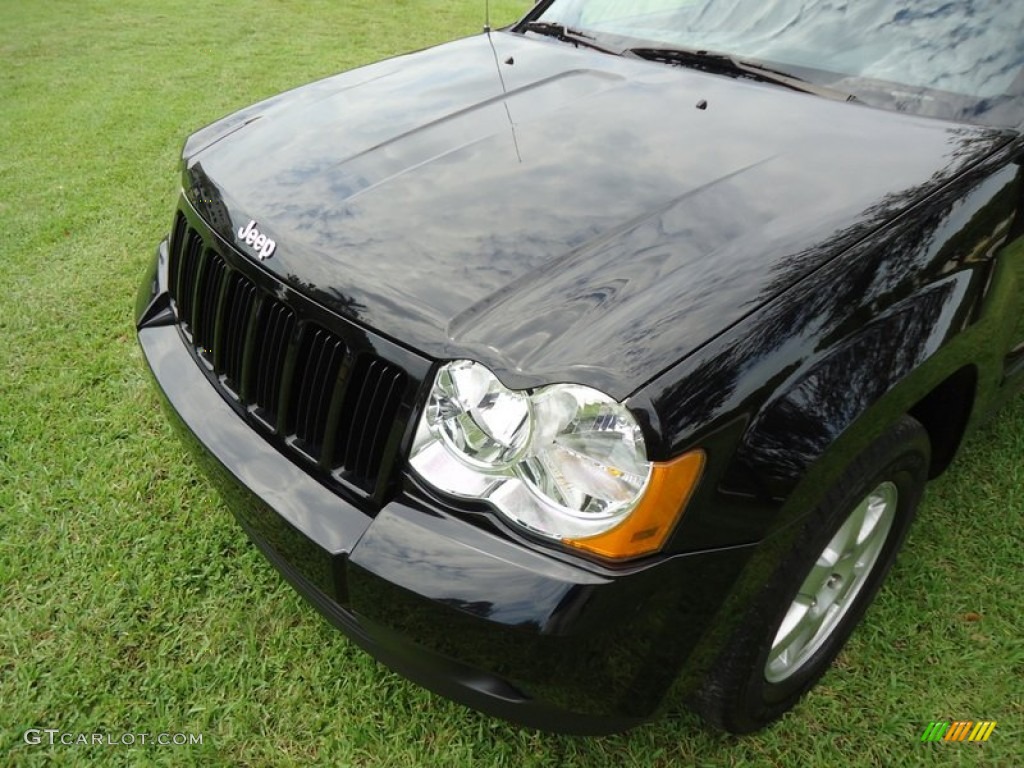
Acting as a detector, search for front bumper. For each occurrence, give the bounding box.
[137,239,754,733]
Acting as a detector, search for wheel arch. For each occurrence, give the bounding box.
[729,276,976,504]
[908,364,978,478]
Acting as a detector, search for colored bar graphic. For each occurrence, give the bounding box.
[975,722,997,742]
[945,721,972,741]
[921,721,997,742]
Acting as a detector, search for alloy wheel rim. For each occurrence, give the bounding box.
[764,481,899,684]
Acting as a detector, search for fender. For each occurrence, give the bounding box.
[647,163,1024,712]
[738,276,970,490]
[637,146,1024,554]
[736,166,1024,519]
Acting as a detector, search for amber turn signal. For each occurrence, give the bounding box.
[563,451,705,560]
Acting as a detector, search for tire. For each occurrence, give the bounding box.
[692,415,930,734]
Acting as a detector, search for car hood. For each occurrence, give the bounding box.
[183,32,1009,398]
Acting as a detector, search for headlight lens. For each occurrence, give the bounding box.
[428,360,532,468]
[410,360,655,545]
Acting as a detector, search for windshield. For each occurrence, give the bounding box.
[529,0,1024,127]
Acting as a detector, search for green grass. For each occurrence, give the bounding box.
[1,1,1021,765]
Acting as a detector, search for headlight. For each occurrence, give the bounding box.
[409,360,704,560]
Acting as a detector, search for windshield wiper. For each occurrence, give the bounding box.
[520,21,622,56]
[626,46,857,102]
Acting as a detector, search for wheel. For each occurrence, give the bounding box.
[692,415,930,734]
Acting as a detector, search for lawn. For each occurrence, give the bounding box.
[1,1,1021,765]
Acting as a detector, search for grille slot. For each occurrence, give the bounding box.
[170,212,187,268]
[166,214,411,499]
[193,250,227,357]
[219,273,257,393]
[251,298,296,426]
[289,328,346,458]
[335,357,407,489]
[175,229,204,333]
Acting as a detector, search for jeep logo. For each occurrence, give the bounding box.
[237,219,277,261]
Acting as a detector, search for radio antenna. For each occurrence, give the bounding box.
[484,0,491,33]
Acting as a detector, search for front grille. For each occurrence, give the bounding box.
[167,211,409,497]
